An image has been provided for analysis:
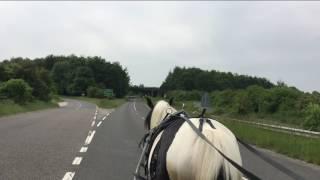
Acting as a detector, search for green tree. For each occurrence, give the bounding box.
[0,79,33,104]
[303,103,320,131]
[68,66,95,95]
[51,61,73,95]
[0,64,9,82]
[160,66,274,92]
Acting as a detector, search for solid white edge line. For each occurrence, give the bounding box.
[97,121,102,127]
[79,147,88,153]
[91,121,95,127]
[62,172,75,180]
[72,157,82,165]
[85,130,96,145]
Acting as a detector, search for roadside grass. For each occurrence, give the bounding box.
[172,100,320,165]
[0,99,58,117]
[68,96,126,109]
[222,119,320,165]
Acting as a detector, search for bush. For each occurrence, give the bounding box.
[303,103,320,131]
[87,86,104,98]
[167,90,202,101]
[210,90,236,114]
[0,79,33,104]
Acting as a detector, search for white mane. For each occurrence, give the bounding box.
[150,100,177,129]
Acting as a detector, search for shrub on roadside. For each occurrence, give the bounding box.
[87,86,104,98]
[0,79,33,104]
[167,90,202,101]
[303,103,320,131]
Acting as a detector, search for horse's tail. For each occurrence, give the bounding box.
[200,123,243,180]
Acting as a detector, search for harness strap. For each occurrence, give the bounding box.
[133,173,147,180]
[179,115,261,180]
[134,112,186,180]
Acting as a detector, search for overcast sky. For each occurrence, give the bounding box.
[0,2,319,92]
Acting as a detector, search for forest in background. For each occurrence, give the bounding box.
[0,55,130,104]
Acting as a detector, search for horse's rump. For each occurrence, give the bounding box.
[148,117,242,180]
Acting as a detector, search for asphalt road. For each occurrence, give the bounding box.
[0,99,98,180]
[0,99,319,180]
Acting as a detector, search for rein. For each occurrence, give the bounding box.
[178,113,260,180]
[134,111,302,180]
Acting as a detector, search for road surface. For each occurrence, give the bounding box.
[0,99,319,180]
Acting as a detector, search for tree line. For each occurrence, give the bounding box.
[160,67,274,92]
[0,55,130,104]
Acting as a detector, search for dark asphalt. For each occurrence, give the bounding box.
[0,99,96,180]
[74,100,147,180]
[0,99,319,180]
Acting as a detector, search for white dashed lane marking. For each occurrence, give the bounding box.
[97,121,102,127]
[62,172,75,180]
[72,157,82,165]
[84,130,96,145]
[79,147,88,153]
[133,102,137,112]
[62,107,106,180]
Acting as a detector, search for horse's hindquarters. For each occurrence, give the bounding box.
[166,119,243,180]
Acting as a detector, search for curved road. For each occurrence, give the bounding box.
[0,99,319,180]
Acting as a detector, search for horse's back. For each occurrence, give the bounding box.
[166,118,242,180]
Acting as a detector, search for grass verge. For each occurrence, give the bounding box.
[68,96,126,109]
[0,99,58,117]
[221,119,320,165]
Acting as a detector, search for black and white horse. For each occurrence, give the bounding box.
[143,98,243,180]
